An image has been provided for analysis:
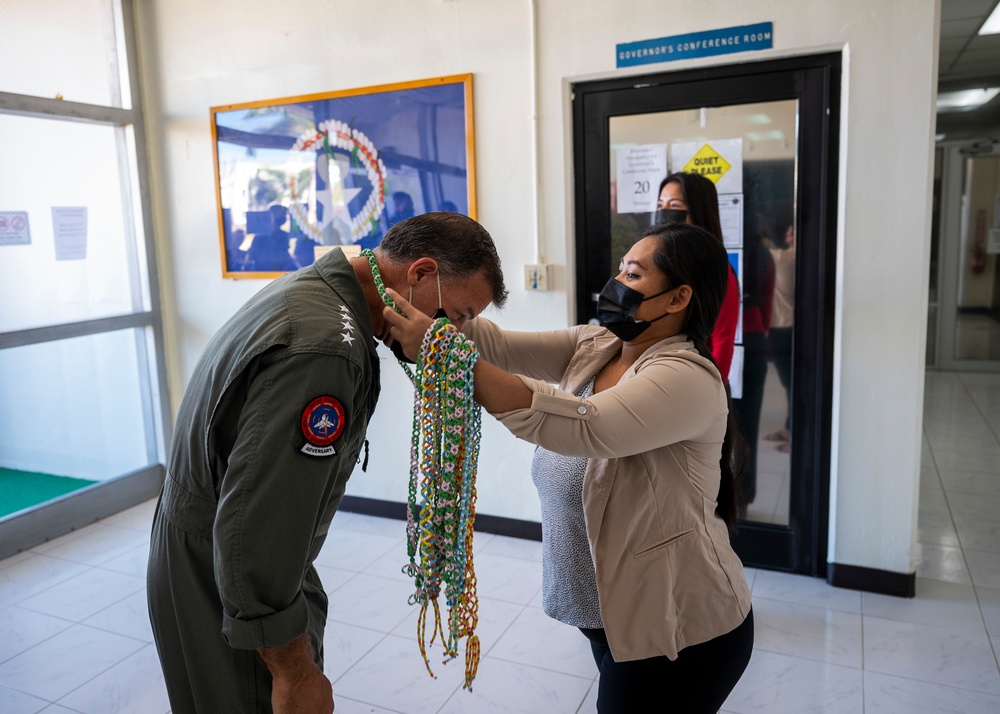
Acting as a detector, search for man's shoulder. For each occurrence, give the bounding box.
[281,279,374,363]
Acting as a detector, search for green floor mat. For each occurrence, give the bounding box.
[0,468,98,518]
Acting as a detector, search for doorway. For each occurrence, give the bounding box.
[572,53,840,574]
[933,140,1000,372]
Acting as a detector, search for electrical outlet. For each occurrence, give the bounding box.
[524,264,550,291]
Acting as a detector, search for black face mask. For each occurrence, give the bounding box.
[389,278,448,365]
[651,208,688,226]
[596,277,671,342]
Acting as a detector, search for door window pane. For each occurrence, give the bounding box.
[609,99,798,525]
[0,329,152,484]
[0,0,129,108]
[0,114,148,332]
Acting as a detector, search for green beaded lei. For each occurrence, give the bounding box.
[362,248,482,690]
[362,248,415,381]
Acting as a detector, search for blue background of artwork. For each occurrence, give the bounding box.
[214,80,471,272]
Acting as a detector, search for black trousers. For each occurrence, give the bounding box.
[579,610,753,714]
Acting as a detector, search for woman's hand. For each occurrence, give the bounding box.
[383,288,532,413]
[383,288,434,362]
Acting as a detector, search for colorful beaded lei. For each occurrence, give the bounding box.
[363,249,482,690]
[289,121,387,241]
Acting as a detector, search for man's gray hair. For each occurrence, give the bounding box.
[375,212,508,307]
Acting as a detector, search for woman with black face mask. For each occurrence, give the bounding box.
[384,223,754,714]
[655,172,740,387]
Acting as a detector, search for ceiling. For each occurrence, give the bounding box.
[938,0,1000,140]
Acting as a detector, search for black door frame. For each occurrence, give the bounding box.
[571,53,841,575]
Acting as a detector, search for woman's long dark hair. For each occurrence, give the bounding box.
[641,222,749,534]
[659,172,724,242]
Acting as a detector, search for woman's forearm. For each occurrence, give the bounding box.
[473,358,533,413]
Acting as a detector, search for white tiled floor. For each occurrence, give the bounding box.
[0,371,998,713]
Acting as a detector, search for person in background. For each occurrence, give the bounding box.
[734,223,776,507]
[385,222,754,714]
[147,212,507,714]
[247,204,297,272]
[387,191,415,227]
[657,172,740,384]
[765,219,795,452]
[293,234,320,269]
[226,227,249,271]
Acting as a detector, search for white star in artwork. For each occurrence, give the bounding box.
[341,330,356,345]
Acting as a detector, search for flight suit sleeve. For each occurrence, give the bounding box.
[214,350,368,651]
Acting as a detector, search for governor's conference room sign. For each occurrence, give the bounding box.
[616,22,773,69]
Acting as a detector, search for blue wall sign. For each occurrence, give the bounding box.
[616,22,773,69]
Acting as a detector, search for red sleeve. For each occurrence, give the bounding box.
[709,267,740,382]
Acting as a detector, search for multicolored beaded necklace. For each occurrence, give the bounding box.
[362,249,482,690]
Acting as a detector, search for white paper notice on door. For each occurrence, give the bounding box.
[719,193,743,248]
[616,144,668,213]
[52,206,88,261]
[728,345,744,400]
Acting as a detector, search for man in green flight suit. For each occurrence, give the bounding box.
[147,212,507,713]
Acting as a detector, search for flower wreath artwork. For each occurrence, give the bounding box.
[288,120,388,243]
[363,249,484,692]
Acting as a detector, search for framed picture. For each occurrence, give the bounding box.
[210,74,476,278]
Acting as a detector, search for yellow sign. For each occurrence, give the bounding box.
[682,143,731,183]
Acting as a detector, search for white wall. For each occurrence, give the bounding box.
[137,0,939,575]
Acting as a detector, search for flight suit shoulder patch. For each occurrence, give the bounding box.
[299,395,346,457]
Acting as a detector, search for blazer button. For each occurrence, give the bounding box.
[577,406,587,414]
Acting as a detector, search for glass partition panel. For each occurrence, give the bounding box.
[0,329,152,492]
[0,114,147,333]
[0,0,129,108]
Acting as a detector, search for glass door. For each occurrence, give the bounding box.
[573,54,840,574]
[936,141,1000,371]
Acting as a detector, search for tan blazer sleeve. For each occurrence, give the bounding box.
[463,318,589,384]
[494,354,727,459]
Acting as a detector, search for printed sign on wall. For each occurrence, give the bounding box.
[52,207,88,261]
[616,22,774,69]
[0,211,31,246]
[616,144,668,213]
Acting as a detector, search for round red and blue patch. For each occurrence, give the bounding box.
[301,396,346,447]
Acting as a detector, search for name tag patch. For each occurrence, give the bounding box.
[300,395,345,457]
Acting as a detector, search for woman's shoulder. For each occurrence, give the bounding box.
[638,338,723,383]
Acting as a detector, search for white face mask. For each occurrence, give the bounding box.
[391,274,447,364]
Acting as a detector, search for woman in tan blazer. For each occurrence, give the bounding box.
[386,222,753,713]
